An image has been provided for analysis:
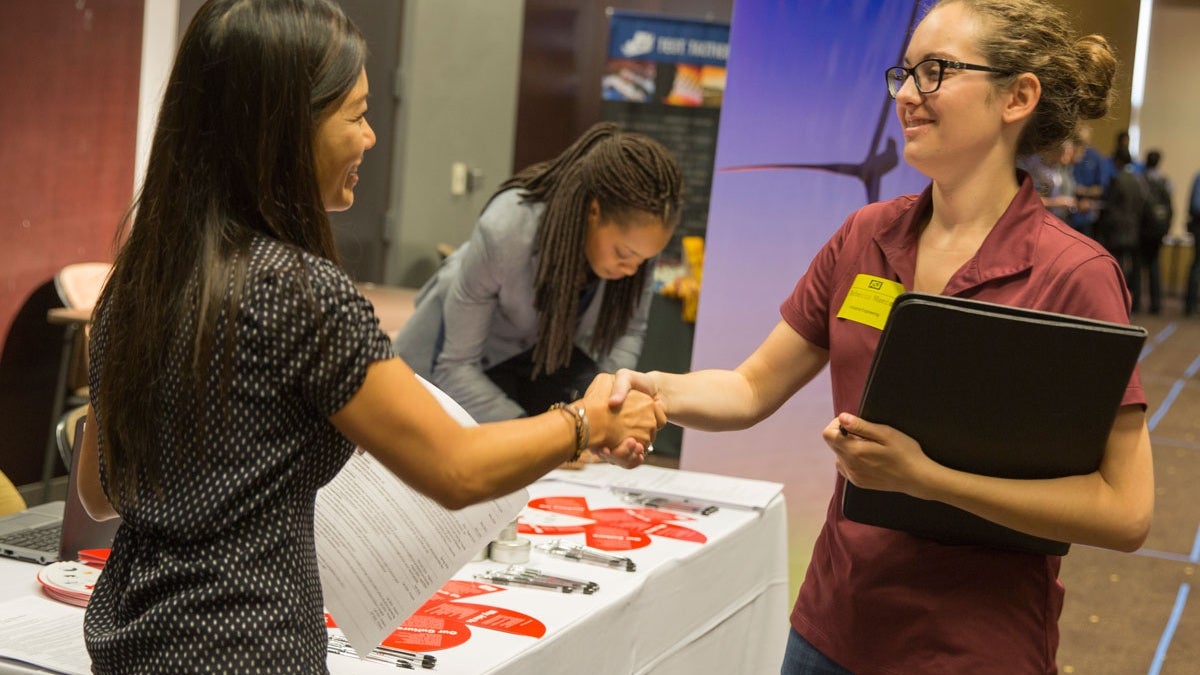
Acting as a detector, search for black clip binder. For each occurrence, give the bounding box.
[841,292,1147,555]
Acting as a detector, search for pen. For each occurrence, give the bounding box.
[644,496,719,516]
[474,572,576,593]
[536,540,637,572]
[509,567,600,594]
[474,566,600,594]
[327,635,437,669]
[326,642,416,669]
[620,491,718,516]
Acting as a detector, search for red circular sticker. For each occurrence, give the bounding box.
[382,614,471,651]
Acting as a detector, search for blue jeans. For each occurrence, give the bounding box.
[781,628,854,675]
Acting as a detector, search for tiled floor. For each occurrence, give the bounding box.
[648,298,1200,674]
[1057,299,1200,674]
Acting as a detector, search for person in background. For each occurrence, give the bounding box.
[393,122,683,423]
[1097,149,1148,302]
[1070,123,1113,239]
[76,1,661,672]
[1185,169,1200,316]
[610,0,1152,672]
[1021,138,1077,222]
[1112,129,1143,174]
[1135,149,1173,315]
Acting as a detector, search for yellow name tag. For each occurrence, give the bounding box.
[836,274,905,330]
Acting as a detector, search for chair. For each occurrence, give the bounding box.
[0,469,27,517]
[39,263,111,501]
[54,262,111,318]
[55,404,89,470]
[53,263,109,405]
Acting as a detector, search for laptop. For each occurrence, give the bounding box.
[0,414,121,564]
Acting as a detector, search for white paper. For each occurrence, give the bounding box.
[0,595,89,674]
[315,376,526,658]
[544,462,783,510]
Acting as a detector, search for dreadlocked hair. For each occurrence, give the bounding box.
[495,121,683,378]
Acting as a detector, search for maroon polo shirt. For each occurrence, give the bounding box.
[780,173,1144,674]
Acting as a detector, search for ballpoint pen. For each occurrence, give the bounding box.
[535,539,637,572]
[473,571,577,593]
[474,566,599,594]
[513,564,597,590]
[326,641,416,669]
[618,491,719,516]
[327,635,438,669]
[505,565,600,594]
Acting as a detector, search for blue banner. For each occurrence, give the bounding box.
[602,11,729,265]
[607,10,729,67]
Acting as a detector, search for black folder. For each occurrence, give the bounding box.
[841,292,1147,555]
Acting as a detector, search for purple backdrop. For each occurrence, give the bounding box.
[682,0,935,595]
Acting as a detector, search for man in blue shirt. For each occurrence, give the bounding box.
[1071,124,1113,239]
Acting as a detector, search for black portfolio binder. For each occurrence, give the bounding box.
[841,292,1147,555]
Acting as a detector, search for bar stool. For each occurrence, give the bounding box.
[40,262,111,502]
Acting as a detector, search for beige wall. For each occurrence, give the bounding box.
[1141,0,1200,236]
[1053,0,1139,156]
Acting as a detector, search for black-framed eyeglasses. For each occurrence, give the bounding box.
[885,58,1015,98]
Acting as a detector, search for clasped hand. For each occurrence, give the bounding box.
[582,372,666,468]
[823,413,936,499]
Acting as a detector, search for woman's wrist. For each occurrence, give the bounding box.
[579,397,612,451]
[549,402,589,461]
[645,370,668,414]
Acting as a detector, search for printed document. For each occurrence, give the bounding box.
[545,462,783,510]
[315,376,526,657]
[0,595,89,674]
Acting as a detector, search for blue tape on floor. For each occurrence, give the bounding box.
[1144,341,1200,432]
[1148,583,1190,675]
[1130,547,1194,564]
[1186,353,1200,379]
[1139,322,1176,362]
[1148,380,1184,432]
[1138,325,1198,674]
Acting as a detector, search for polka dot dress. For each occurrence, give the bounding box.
[85,237,393,674]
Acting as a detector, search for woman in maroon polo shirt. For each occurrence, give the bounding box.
[610,0,1152,673]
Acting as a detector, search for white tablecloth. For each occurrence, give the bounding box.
[0,475,788,675]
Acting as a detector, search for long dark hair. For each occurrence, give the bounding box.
[93,0,366,505]
[496,122,684,377]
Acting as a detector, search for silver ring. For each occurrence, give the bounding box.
[646,443,654,454]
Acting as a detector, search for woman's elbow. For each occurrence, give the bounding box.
[427,487,477,511]
[1112,509,1152,552]
[420,469,490,511]
[1095,502,1152,553]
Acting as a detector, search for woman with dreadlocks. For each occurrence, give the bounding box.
[394,122,684,423]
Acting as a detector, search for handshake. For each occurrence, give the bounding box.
[573,369,666,469]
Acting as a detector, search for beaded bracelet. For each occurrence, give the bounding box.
[549,402,589,462]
